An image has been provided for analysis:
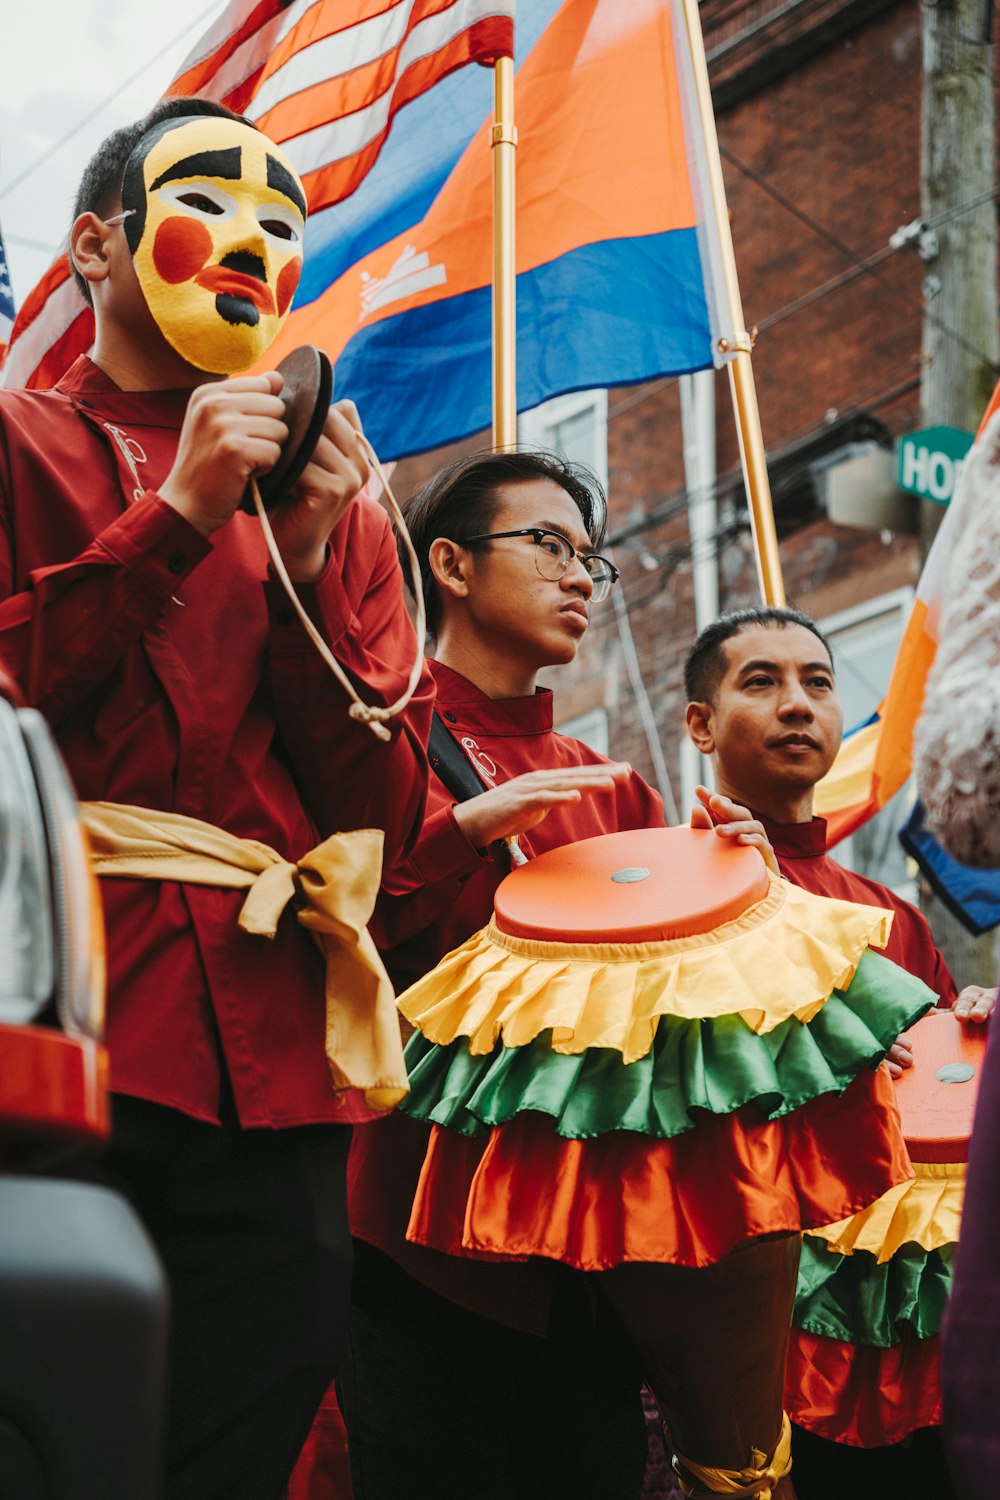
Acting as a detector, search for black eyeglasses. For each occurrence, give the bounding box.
[462,528,620,603]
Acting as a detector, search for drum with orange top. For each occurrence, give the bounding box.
[397,824,936,1272]
[397,825,945,1493]
[892,1007,986,1163]
[493,825,770,944]
[786,998,984,1449]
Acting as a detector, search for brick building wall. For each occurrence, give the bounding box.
[390,0,978,817]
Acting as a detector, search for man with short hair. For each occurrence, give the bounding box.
[684,604,993,1498]
[0,97,432,1499]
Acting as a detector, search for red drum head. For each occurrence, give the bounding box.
[493,826,770,944]
[891,1009,987,1163]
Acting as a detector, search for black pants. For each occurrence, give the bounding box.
[790,1423,956,1500]
[69,1089,353,1500]
[341,1239,648,1500]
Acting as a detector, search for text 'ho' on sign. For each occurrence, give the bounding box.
[896,425,974,505]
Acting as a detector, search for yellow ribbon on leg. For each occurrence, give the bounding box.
[671,1413,793,1499]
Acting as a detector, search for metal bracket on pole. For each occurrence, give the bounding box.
[717,328,758,356]
[890,217,940,262]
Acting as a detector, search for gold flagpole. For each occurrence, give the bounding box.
[491,54,518,448]
[677,0,785,606]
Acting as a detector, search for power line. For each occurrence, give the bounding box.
[928,183,1000,230]
[720,143,1000,371]
[607,375,676,422]
[0,2,221,204]
[605,181,997,428]
[604,364,923,554]
[594,515,750,626]
[3,231,58,253]
[756,245,899,333]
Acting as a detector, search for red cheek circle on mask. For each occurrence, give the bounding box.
[152,216,214,284]
[276,259,302,317]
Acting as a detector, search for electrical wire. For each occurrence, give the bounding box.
[610,581,680,821]
[720,142,1000,370]
[602,361,923,560]
[3,232,58,254]
[0,1,222,204]
[605,178,991,428]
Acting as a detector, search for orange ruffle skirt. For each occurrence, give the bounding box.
[786,1327,942,1446]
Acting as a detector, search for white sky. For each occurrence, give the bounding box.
[1,0,228,305]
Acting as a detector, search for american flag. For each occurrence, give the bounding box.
[0,226,14,363]
[0,0,513,390]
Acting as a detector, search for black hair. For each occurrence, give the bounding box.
[401,448,608,638]
[70,97,252,308]
[684,606,834,703]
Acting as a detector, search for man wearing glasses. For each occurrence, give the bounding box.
[341,449,773,1500]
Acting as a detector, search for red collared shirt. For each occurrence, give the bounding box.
[759,812,957,1004]
[0,357,433,1126]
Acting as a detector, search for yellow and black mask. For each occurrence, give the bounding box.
[120,114,306,374]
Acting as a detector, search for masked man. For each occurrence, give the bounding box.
[0,99,432,1500]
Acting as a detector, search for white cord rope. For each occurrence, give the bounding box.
[251,433,426,742]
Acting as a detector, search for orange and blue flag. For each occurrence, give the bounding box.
[816,381,1000,932]
[265,0,726,457]
[0,227,13,364]
[814,540,946,847]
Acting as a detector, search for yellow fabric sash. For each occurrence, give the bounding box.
[80,800,407,1112]
[672,1413,792,1499]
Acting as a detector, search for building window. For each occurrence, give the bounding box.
[518,390,608,487]
[556,707,610,757]
[821,587,916,899]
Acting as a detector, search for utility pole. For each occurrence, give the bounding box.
[919,0,999,985]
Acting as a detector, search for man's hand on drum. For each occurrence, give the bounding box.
[268,398,371,583]
[881,984,995,1080]
[689,785,780,877]
[953,985,997,1024]
[452,763,632,849]
[884,1034,914,1079]
[880,988,994,1082]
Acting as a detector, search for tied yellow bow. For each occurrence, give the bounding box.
[672,1413,792,1499]
[81,801,407,1112]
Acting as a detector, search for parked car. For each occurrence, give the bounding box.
[0,668,167,1499]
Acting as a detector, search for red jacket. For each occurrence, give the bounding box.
[0,357,433,1127]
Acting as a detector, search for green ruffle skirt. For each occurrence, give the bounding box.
[401,947,934,1140]
[794,1235,953,1347]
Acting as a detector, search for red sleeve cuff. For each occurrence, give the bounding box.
[264,547,356,648]
[409,804,491,887]
[90,493,211,594]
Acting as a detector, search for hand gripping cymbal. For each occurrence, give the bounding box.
[241,345,333,512]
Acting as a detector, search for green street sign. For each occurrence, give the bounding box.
[896,425,974,505]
